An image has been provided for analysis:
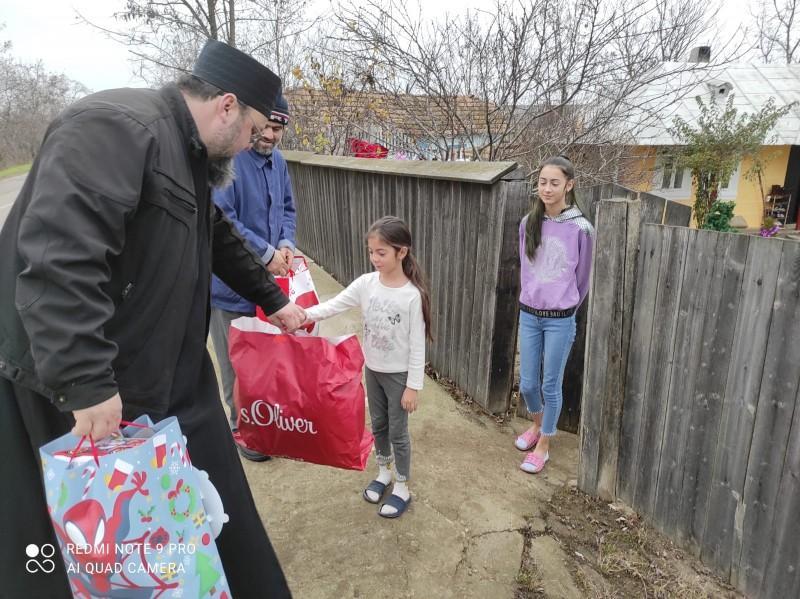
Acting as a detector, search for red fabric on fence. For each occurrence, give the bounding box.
[347,137,389,159]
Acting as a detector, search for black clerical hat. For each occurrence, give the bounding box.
[192,40,281,118]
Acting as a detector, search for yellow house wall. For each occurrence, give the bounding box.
[623,148,658,192]
[736,146,791,228]
[624,145,792,228]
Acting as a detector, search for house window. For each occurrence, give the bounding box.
[654,156,742,200]
[660,157,685,189]
[717,162,741,200]
[655,156,690,197]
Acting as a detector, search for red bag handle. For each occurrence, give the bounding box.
[286,255,309,278]
[67,420,149,466]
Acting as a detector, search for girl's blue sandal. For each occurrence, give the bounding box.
[363,480,389,504]
[378,494,412,518]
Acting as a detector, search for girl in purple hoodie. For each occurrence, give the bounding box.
[514,156,594,474]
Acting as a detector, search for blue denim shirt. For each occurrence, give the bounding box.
[211,148,296,313]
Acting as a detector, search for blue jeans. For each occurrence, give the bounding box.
[518,310,577,436]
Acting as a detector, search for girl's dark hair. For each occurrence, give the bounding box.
[524,155,577,261]
[368,216,433,341]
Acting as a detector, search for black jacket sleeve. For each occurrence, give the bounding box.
[15,109,156,412]
[211,205,289,315]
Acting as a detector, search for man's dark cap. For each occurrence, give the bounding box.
[269,94,290,125]
[192,40,281,118]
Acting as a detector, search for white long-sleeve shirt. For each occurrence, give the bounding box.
[304,272,426,390]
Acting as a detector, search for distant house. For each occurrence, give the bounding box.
[284,87,497,160]
[622,60,800,227]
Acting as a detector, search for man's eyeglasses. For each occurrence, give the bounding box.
[247,113,266,145]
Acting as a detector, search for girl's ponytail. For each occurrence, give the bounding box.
[402,252,433,341]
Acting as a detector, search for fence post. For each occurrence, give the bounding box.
[486,167,531,414]
[578,198,641,500]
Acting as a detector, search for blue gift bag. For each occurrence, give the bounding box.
[40,415,231,598]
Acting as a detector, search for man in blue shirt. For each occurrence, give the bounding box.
[209,95,296,461]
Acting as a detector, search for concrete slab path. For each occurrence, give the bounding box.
[220,256,579,599]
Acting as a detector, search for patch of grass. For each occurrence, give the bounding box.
[0,163,31,179]
[515,569,537,589]
[515,517,548,598]
[541,486,741,599]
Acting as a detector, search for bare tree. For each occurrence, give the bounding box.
[79,0,318,84]
[655,0,720,61]
[300,0,740,186]
[754,0,800,63]
[0,29,87,168]
[281,22,387,155]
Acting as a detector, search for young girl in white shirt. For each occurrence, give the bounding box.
[304,216,432,518]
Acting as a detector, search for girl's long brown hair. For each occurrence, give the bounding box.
[368,216,433,341]
[525,155,577,261]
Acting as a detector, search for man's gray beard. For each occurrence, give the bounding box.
[208,157,235,189]
[253,144,273,157]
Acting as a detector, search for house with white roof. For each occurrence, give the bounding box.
[622,56,800,228]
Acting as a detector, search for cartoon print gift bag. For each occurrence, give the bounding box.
[229,316,373,470]
[39,415,231,599]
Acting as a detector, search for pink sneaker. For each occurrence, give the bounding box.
[520,451,549,474]
[515,428,540,451]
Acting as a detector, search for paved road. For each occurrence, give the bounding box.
[0,173,26,229]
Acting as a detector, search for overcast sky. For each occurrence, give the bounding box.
[2,0,754,93]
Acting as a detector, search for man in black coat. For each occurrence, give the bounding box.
[0,40,301,598]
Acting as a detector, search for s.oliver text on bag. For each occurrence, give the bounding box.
[229,316,373,471]
[240,401,318,435]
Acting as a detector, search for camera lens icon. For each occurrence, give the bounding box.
[25,543,56,573]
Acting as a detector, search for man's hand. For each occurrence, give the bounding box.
[401,388,419,414]
[267,302,306,332]
[280,247,294,268]
[72,393,123,439]
[267,251,289,277]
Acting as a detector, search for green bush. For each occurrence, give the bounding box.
[701,201,737,232]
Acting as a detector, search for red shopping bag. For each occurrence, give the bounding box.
[256,256,319,333]
[229,317,373,470]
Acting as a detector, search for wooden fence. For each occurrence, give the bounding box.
[283,151,529,414]
[579,198,800,598]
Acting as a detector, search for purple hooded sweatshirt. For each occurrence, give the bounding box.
[519,206,595,310]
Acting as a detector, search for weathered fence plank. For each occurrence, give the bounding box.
[449,181,467,383]
[676,232,750,554]
[615,224,664,505]
[429,179,446,370]
[467,186,492,398]
[557,302,588,431]
[664,200,692,226]
[459,183,481,394]
[700,236,783,577]
[761,379,800,598]
[652,230,719,538]
[632,226,689,518]
[487,169,530,414]
[577,199,628,498]
[735,239,800,595]
[639,193,666,226]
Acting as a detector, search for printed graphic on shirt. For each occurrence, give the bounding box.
[365,296,402,353]
[532,236,569,283]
